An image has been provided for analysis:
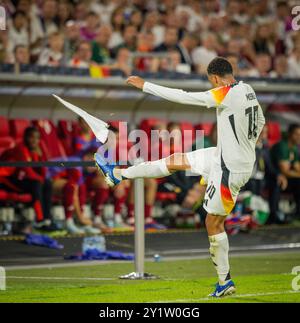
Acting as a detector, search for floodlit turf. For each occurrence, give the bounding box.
[1,252,300,303]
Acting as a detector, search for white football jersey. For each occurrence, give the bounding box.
[143,81,265,173]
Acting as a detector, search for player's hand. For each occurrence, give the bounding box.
[277,174,288,190]
[126,76,145,90]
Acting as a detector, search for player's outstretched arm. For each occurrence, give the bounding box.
[126,76,210,107]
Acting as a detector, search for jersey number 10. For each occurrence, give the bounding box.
[245,105,259,140]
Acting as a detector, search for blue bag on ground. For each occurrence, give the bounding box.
[82,236,106,253]
[66,248,134,261]
[25,233,64,249]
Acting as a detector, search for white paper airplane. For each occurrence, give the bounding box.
[53,94,109,143]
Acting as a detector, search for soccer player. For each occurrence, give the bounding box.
[94,57,265,297]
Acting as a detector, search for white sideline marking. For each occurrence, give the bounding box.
[155,290,300,303]
[7,276,115,281]
[161,243,300,255]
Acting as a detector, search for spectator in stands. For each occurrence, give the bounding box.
[134,32,155,72]
[253,22,275,55]
[225,20,244,42]
[151,49,182,74]
[12,45,30,65]
[177,33,198,68]
[63,20,81,62]
[142,11,164,47]
[226,54,241,77]
[270,55,291,78]
[56,1,73,29]
[92,127,131,229]
[130,9,143,31]
[269,124,300,223]
[136,32,155,53]
[74,117,97,155]
[38,32,64,66]
[89,0,116,25]
[112,24,138,58]
[164,10,186,39]
[192,32,219,74]
[7,10,29,57]
[30,0,58,58]
[110,47,132,76]
[154,26,179,53]
[0,0,299,80]
[288,39,300,78]
[247,53,272,77]
[3,127,56,231]
[74,0,89,23]
[240,40,257,67]
[0,30,8,63]
[69,40,93,68]
[91,25,112,64]
[15,0,31,15]
[275,1,292,40]
[80,11,100,41]
[108,6,126,49]
[226,39,253,72]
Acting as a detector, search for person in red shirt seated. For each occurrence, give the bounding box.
[126,122,165,230]
[79,126,131,231]
[1,127,55,231]
[74,117,98,155]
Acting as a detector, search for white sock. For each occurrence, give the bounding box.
[119,159,170,179]
[208,232,231,285]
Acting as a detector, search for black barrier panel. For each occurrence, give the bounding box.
[0,161,103,167]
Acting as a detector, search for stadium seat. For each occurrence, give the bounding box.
[108,120,129,140]
[0,116,15,155]
[0,116,10,137]
[109,120,124,131]
[156,192,177,202]
[0,189,32,204]
[0,168,32,205]
[0,137,15,156]
[32,119,67,159]
[195,123,214,136]
[9,119,31,143]
[139,118,167,137]
[57,120,77,156]
[180,121,195,150]
[266,121,281,147]
[108,120,134,162]
[156,178,177,203]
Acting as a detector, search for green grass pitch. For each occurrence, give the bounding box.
[1,252,300,303]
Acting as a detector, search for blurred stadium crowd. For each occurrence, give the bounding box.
[0,115,300,236]
[0,0,299,77]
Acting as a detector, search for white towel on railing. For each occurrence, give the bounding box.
[53,94,109,143]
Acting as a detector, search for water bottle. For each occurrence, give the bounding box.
[82,236,106,254]
[235,203,243,218]
[153,254,161,262]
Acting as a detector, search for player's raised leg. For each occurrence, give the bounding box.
[94,152,191,187]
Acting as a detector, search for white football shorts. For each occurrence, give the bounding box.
[186,147,251,216]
